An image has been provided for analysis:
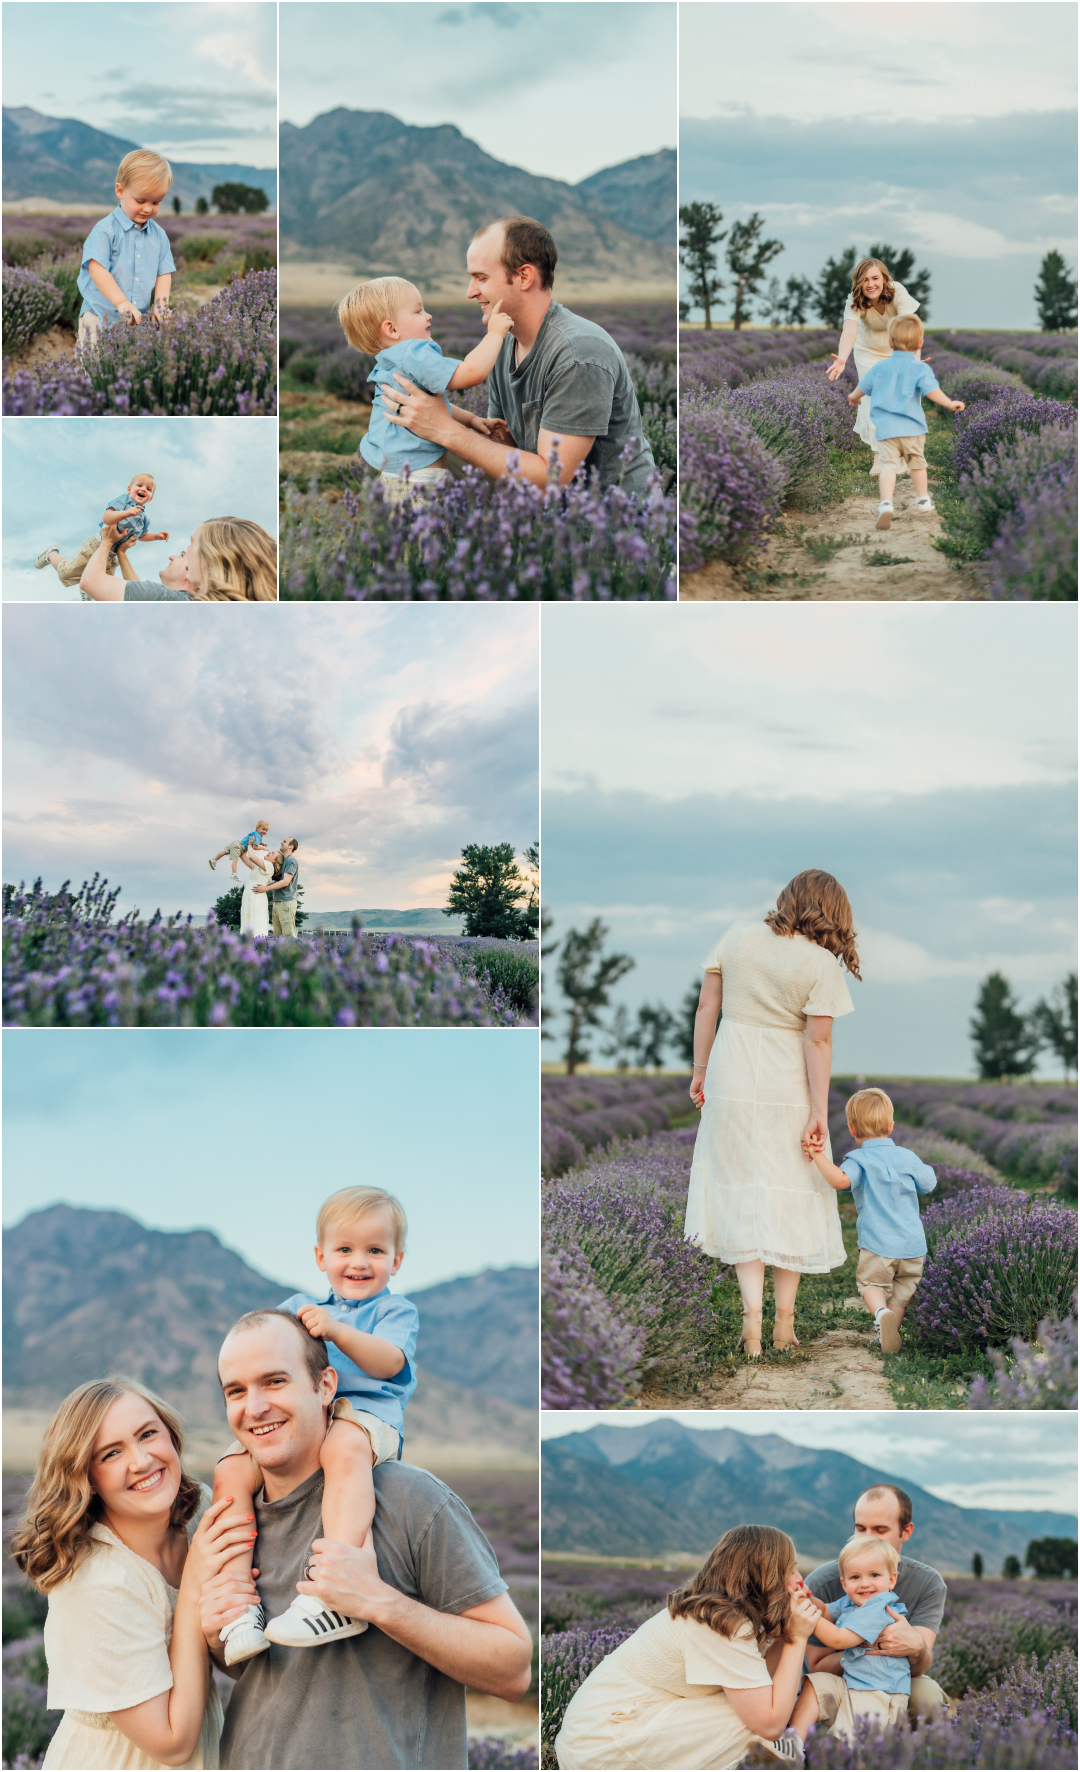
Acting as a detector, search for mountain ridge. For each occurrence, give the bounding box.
[3,106,276,208]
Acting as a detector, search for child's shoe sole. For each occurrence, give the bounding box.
[875,509,893,530]
[879,1310,902,1353]
[34,548,60,569]
[223,1625,271,1665]
[263,1608,367,1647]
[915,504,935,515]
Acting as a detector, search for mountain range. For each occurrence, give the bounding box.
[2,107,276,209]
[3,1205,536,1458]
[279,108,673,286]
[543,1422,1075,1572]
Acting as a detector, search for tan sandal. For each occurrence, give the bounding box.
[740,1309,763,1359]
[773,1309,800,1350]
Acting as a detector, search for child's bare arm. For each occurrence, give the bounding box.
[447,300,513,389]
[153,273,171,309]
[297,1304,406,1380]
[926,388,964,412]
[847,388,864,407]
[86,260,142,323]
[809,1612,864,1650]
[141,530,169,543]
[809,1149,852,1192]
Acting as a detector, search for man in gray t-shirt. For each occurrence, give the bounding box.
[379,215,656,495]
[78,524,195,601]
[201,1310,532,1771]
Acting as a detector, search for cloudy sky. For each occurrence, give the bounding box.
[2,1029,539,1293]
[540,1412,1078,1514]
[280,1,676,184]
[541,604,1077,1078]
[2,1,276,166]
[680,2,1078,327]
[3,419,278,603]
[3,604,538,916]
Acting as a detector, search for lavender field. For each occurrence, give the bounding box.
[2,878,536,1027]
[541,1076,1077,1411]
[541,1564,1078,1770]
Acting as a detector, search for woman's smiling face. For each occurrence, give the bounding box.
[89,1391,182,1525]
[861,266,885,302]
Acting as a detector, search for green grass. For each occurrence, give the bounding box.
[862,548,917,566]
[883,1346,997,1410]
[924,407,981,566]
[803,531,864,563]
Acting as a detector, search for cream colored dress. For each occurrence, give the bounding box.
[43,1491,223,1770]
[845,281,920,455]
[684,921,854,1272]
[555,1608,773,1771]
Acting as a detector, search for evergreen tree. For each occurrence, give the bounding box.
[172,196,182,215]
[445,843,531,938]
[213,883,243,929]
[518,842,539,940]
[726,213,783,330]
[211,182,269,215]
[780,276,815,325]
[760,277,786,327]
[195,196,209,216]
[972,1552,983,1579]
[556,919,635,1073]
[1031,972,1078,1080]
[601,1003,636,1073]
[815,247,859,328]
[1034,252,1078,332]
[970,972,1039,1079]
[540,905,559,1042]
[1002,1555,1021,1580]
[630,1002,675,1070]
[679,202,726,331]
[868,243,932,318]
[676,981,703,1064]
[1025,1537,1078,1579]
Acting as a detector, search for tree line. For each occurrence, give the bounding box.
[679,200,1078,334]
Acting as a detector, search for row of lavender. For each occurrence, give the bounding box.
[929,329,1077,404]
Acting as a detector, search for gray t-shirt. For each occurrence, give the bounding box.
[806,1554,947,1646]
[218,1466,507,1770]
[122,579,192,601]
[487,301,655,493]
[274,855,299,902]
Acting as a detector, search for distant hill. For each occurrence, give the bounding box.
[2,107,276,209]
[576,149,675,245]
[543,1422,1076,1571]
[3,1206,537,1451]
[279,108,673,286]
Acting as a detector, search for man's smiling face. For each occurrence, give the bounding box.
[218,1315,336,1479]
[466,226,521,326]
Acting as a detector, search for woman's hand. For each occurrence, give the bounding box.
[689,1070,705,1109]
[788,1594,821,1642]
[802,1113,828,1159]
[825,354,847,382]
[180,1495,258,1596]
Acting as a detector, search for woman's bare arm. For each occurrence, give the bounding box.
[690,971,723,1107]
[802,1015,833,1151]
[79,526,127,601]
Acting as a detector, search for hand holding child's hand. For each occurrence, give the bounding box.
[297,1305,337,1343]
[789,1595,821,1643]
[485,299,514,338]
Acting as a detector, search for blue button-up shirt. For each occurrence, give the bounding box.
[856,353,939,440]
[360,339,462,475]
[100,491,150,541]
[78,207,176,322]
[840,1137,937,1258]
[278,1287,419,1435]
[828,1593,911,1693]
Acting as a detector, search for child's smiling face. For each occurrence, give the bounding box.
[840,1551,898,1605]
[315,1212,403,1301]
[116,181,169,226]
[385,288,433,345]
[128,476,155,505]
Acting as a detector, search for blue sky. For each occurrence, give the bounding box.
[2,1,276,166]
[2,1029,539,1293]
[3,419,278,603]
[541,604,1078,1078]
[3,603,538,915]
[540,1413,1078,1514]
[280,1,676,184]
[680,2,1078,328]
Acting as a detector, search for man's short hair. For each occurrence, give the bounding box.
[221,1309,329,1390]
[116,149,173,193]
[337,276,417,356]
[838,1533,901,1577]
[317,1185,408,1252]
[847,1088,894,1139]
[889,314,924,352]
[483,216,558,290]
[283,837,298,851]
[856,1484,914,1533]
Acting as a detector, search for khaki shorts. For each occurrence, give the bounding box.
[809,1673,909,1742]
[380,467,447,504]
[53,535,119,590]
[272,899,297,937]
[77,313,102,350]
[877,434,926,471]
[218,1397,401,1481]
[856,1249,925,1308]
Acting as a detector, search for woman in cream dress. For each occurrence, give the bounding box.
[11,1378,263,1770]
[684,870,859,1356]
[555,1526,821,1771]
[825,258,921,473]
[239,846,277,936]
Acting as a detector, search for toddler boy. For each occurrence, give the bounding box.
[210,822,269,878]
[338,277,513,499]
[785,1536,913,1754]
[807,1088,936,1351]
[77,149,176,346]
[35,473,166,594]
[847,315,965,529]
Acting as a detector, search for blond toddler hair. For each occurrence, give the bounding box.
[317,1185,408,1251]
[837,1533,901,1577]
[338,277,418,356]
[889,314,923,353]
[846,1087,894,1139]
[116,149,173,193]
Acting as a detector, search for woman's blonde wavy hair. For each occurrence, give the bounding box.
[10,1378,201,1593]
[765,869,861,979]
[850,257,896,312]
[190,517,277,602]
[668,1525,798,1648]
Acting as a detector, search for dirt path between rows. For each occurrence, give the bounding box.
[681,490,985,601]
[635,1323,896,1412]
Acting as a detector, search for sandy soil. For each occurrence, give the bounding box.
[681,490,985,601]
[634,1318,896,1412]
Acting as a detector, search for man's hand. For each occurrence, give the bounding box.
[864,1608,925,1660]
[383,375,455,446]
[199,1565,262,1658]
[297,1304,338,1343]
[298,1535,391,1622]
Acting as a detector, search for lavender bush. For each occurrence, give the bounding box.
[3,877,531,1027]
[967,1306,1078,1409]
[980,425,1078,601]
[929,329,1078,404]
[542,1620,640,1755]
[880,1080,1077,1182]
[467,1740,539,1770]
[679,394,788,567]
[679,327,838,394]
[541,1232,645,1408]
[1,266,63,353]
[952,398,1076,482]
[541,1074,692,1178]
[911,1194,1077,1351]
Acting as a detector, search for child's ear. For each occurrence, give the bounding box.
[314,1244,327,1273]
[390,1248,404,1275]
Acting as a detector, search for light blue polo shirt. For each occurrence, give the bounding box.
[360,339,462,476]
[101,492,149,540]
[827,1593,911,1693]
[78,207,176,322]
[241,831,263,851]
[839,1138,937,1258]
[278,1287,419,1436]
[856,353,939,440]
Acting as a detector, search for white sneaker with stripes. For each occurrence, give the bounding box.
[263,1594,368,1647]
[220,1602,270,1665]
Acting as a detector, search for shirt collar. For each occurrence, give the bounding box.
[860,1137,895,1148]
[327,1286,387,1309]
[114,205,152,233]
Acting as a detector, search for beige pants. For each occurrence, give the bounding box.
[218,1397,400,1484]
[51,535,119,590]
[810,1672,950,1741]
[379,467,448,504]
[77,313,102,350]
[272,899,297,937]
[856,1249,925,1309]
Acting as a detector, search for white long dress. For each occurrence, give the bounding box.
[239,853,270,936]
[684,921,855,1273]
[845,280,920,455]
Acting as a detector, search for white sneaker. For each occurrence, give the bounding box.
[220,1603,269,1666]
[875,502,893,531]
[915,497,934,513]
[209,858,216,870]
[263,1594,368,1647]
[753,1730,805,1767]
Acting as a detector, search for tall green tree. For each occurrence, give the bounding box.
[213,883,243,929]
[1025,1537,1078,1579]
[557,919,635,1074]
[1002,1555,1021,1580]
[211,182,269,215]
[971,1552,983,1579]
[445,843,531,938]
[676,980,703,1064]
[601,1003,636,1073]
[815,247,859,328]
[194,196,209,216]
[726,213,783,330]
[760,277,786,327]
[970,972,1039,1079]
[868,242,932,318]
[1034,252,1078,331]
[540,905,558,1042]
[679,202,726,331]
[780,275,815,325]
[630,1002,675,1070]
[1031,972,1078,1080]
